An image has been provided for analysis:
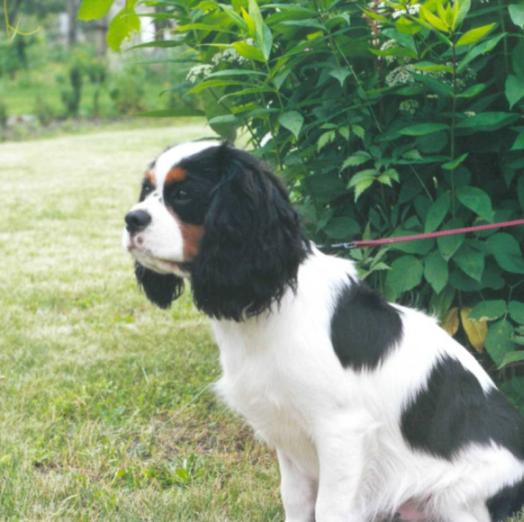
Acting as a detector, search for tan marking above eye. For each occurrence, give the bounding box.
[145,169,156,185]
[165,167,187,185]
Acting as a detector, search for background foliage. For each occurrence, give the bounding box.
[83,0,524,409]
[0,1,201,140]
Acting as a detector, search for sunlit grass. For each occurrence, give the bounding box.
[0,123,280,521]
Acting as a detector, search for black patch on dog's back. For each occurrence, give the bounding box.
[401,355,524,460]
[330,279,403,370]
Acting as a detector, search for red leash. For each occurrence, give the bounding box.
[327,218,524,250]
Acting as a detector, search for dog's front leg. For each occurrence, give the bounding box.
[277,450,317,522]
[314,411,372,522]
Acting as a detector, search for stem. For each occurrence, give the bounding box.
[497,0,510,74]
[450,35,457,217]
[264,62,286,170]
[409,165,434,202]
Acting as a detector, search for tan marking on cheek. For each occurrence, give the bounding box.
[145,169,156,185]
[168,209,204,261]
[165,167,187,184]
[180,223,204,261]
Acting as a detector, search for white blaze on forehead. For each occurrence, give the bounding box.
[154,140,221,188]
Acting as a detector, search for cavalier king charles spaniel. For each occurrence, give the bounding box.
[123,139,524,522]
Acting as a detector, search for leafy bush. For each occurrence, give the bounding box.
[0,100,7,129]
[109,66,146,115]
[85,0,524,405]
[33,95,56,126]
[58,63,83,117]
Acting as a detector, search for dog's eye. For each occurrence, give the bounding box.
[172,188,191,203]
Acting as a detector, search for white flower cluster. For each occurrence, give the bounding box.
[385,64,416,87]
[211,47,248,66]
[380,39,403,64]
[186,64,213,84]
[399,99,420,114]
[186,45,252,84]
[369,1,420,18]
[392,3,420,19]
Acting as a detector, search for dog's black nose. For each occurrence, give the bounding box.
[125,209,151,233]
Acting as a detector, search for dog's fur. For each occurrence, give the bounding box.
[123,140,524,522]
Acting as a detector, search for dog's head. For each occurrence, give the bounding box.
[123,140,309,320]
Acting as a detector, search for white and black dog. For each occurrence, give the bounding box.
[123,139,524,522]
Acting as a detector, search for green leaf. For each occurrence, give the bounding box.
[518,176,524,210]
[389,235,434,255]
[317,130,336,151]
[189,79,247,94]
[107,7,140,51]
[456,23,496,46]
[348,169,376,201]
[511,130,524,151]
[458,34,505,72]
[509,301,524,324]
[305,174,345,204]
[442,153,468,170]
[278,111,303,139]
[420,5,449,32]
[457,83,486,98]
[485,233,524,274]
[424,251,449,293]
[509,3,524,28]
[413,62,453,73]
[425,192,450,232]
[485,319,514,367]
[249,0,273,61]
[341,151,371,169]
[453,0,471,29]
[208,114,238,125]
[353,179,374,201]
[399,123,449,136]
[454,245,485,282]
[412,73,453,97]
[329,67,351,87]
[385,255,424,300]
[437,234,463,260]
[323,217,360,240]
[470,300,507,321]
[232,41,266,63]
[505,75,524,109]
[456,186,494,221]
[512,41,524,78]
[78,0,114,20]
[499,350,524,369]
[456,112,519,132]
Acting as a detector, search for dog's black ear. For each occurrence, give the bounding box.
[191,144,309,321]
[135,263,184,309]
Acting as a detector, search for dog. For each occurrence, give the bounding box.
[123,139,524,522]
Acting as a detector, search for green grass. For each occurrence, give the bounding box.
[0,122,281,521]
[1,122,522,522]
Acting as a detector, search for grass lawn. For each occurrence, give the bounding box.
[0,122,281,521]
[1,123,522,522]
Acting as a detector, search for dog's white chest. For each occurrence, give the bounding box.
[211,318,319,472]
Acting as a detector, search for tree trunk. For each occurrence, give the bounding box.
[7,0,23,27]
[67,0,80,47]
[153,5,167,41]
